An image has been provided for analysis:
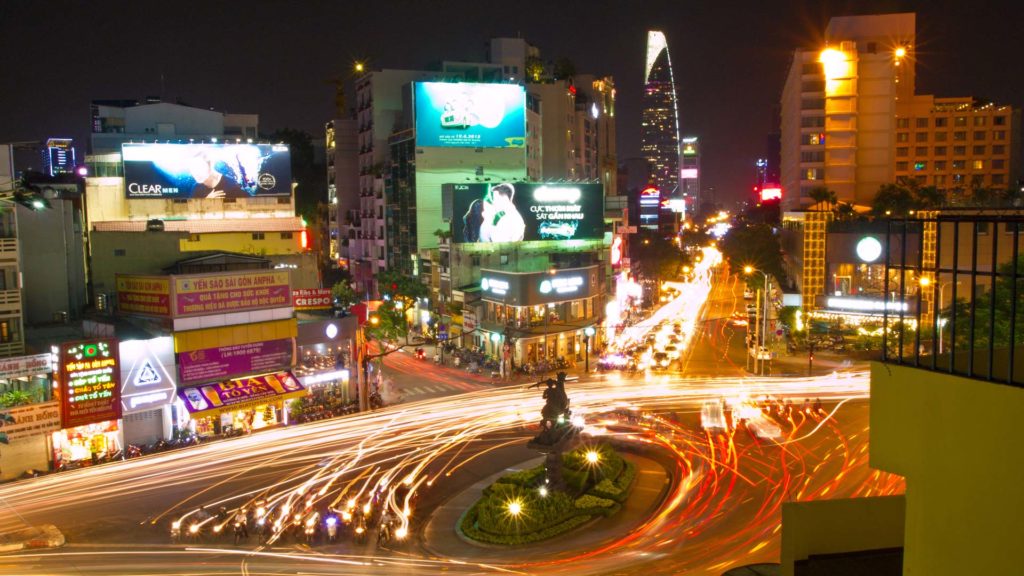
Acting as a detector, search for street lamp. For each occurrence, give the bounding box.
[583,326,596,373]
[744,266,771,376]
[920,277,959,354]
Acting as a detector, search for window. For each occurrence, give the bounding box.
[993,159,1006,170]
[916,118,929,128]
[934,160,947,171]
[952,160,966,169]
[897,118,910,128]
[915,146,928,156]
[915,132,928,142]
[897,132,910,142]
[974,116,986,126]
[992,174,1006,185]
[953,146,966,156]
[954,116,967,127]
[173,199,188,204]
[252,232,265,240]
[915,175,927,185]
[801,151,825,162]
[971,174,985,187]
[914,162,926,171]
[994,116,1007,126]
[994,130,1007,140]
[896,161,909,171]
[805,168,824,180]
[935,117,948,127]
[500,254,509,265]
[114,249,126,257]
[972,160,984,170]
[803,133,825,145]
[934,175,947,187]
[280,232,293,239]
[953,131,967,141]
[993,145,1006,155]
[896,147,909,157]
[934,146,947,156]
[934,132,947,142]
[471,254,481,267]
[801,116,825,128]
[189,234,200,242]
[953,173,964,185]
[974,131,986,141]
[973,145,986,155]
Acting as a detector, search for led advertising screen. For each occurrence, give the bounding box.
[451,183,604,244]
[122,143,291,199]
[415,82,526,148]
[60,339,122,428]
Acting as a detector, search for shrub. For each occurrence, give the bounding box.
[574,494,615,510]
[496,465,544,487]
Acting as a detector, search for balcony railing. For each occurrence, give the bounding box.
[882,215,1024,387]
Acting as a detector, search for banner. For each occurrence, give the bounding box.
[0,401,61,442]
[59,339,122,429]
[176,371,306,419]
[292,288,332,311]
[415,83,526,148]
[0,353,52,380]
[178,338,294,384]
[173,271,291,317]
[451,183,604,243]
[116,275,171,317]
[122,143,291,199]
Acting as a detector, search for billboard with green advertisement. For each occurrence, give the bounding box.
[415,82,526,148]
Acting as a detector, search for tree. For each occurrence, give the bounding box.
[720,224,788,290]
[872,182,919,216]
[525,56,545,83]
[365,301,407,343]
[376,268,429,305]
[807,186,837,210]
[552,57,576,81]
[633,232,682,281]
[0,390,32,409]
[949,255,1024,351]
[331,280,359,309]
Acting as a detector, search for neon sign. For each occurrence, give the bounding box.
[481,277,510,295]
[61,339,122,428]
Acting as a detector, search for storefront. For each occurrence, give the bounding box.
[119,336,178,446]
[52,420,121,465]
[0,400,60,480]
[0,353,55,405]
[294,316,357,399]
[53,339,124,468]
[477,266,601,365]
[176,371,308,436]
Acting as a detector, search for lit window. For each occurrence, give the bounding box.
[994,130,1007,140]
[972,160,984,170]
[914,162,926,171]
[973,116,986,126]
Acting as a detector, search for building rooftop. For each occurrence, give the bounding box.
[92,217,304,234]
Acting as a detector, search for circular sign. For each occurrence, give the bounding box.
[325,323,338,339]
[539,280,552,294]
[257,173,277,190]
[856,237,883,263]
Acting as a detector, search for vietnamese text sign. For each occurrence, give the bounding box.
[60,339,122,428]
[1,401,61,441]
[178,338,293,384]
[451,183,604,243]
[116,275,171,316]
[0,353,53,380]
[174,271,291,317]
[293,288,332,311]
[177,371,306,418]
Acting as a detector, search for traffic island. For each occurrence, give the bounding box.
[459,443,636,545]
[0,524,65,554]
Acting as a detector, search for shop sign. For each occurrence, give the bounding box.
[481,277,510,296]
[60,339,122,429]
[0,401,60,441]
[462,312,477,332]
[178,338,294,384]
[173,271,291,317]
[0,353,53,380]
[177,371,307,419]
[293,288,333,311]
[120,337,177,414]
[116,275,172,317]
[539,275,584,295]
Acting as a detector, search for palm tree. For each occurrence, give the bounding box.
[807,186,837,210]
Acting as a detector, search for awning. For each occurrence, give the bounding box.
[176,371,308,419]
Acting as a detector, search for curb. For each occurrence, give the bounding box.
[0,524,65,554]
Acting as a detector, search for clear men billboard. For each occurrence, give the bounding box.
[451,183,604,244]
[415,82,526,148]
[122,143,292,199]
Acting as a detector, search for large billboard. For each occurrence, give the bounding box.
[122,143,291,199]
[450,183,604,244]
[415,83,526,148]
[173,271,291,317]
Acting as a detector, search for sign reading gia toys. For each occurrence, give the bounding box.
[178,338,294,384]
[177,371,307,419]
[60,339,122,428]
[174,271,291,317]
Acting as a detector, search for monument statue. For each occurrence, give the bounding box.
[527,371,580,491]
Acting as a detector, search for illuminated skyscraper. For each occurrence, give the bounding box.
[641,31,681,208]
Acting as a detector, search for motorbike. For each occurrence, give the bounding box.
[414,347,426,360]
[326,516,339,543]
[353,518,367,544]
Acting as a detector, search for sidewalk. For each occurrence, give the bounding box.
[423,452,670,563]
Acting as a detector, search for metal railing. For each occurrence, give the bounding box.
[883,215,1024,387]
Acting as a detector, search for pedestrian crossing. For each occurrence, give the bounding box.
[404,384,459,397]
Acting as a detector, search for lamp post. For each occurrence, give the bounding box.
[583,326,596,374]
[744,266,771,376]
[920,277,959,354]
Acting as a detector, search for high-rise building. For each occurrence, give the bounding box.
[680,136,700,216]
[641,31,681,208]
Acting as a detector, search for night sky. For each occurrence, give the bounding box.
[1,0,1021,204]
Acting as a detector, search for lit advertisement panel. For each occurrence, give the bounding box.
[760,187,782,202]
[451,183,604,243]
[415,83,526,148]
[122,143,291,199]
[60,339,122,428]
[680,168,699,179]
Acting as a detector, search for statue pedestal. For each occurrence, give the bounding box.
[528,428,577,493]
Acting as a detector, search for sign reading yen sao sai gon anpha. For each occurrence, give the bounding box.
[60,339,122,429]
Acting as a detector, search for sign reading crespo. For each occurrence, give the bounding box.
[415,82,525,148]
[450,182,604,243]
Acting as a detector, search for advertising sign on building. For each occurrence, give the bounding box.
[176,371,306,419]
[292,288,332,311]
[0,401,61,442]
[116,275,171,316]
[462,312,477,332]
[59,339,122,429]
[450,183,604,243]
[178,338,294,384]
[0,353,53,380]
[119,337,177,414]
[122,143,292,199]
[173,271,291,317]
[479,266,598,306]
[415,82,526,148]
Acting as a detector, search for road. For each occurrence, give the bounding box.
[0,259,902,575]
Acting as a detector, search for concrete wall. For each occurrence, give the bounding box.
[780,495,906,576]
[0,434,50,480]
[870,361,1024,575]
